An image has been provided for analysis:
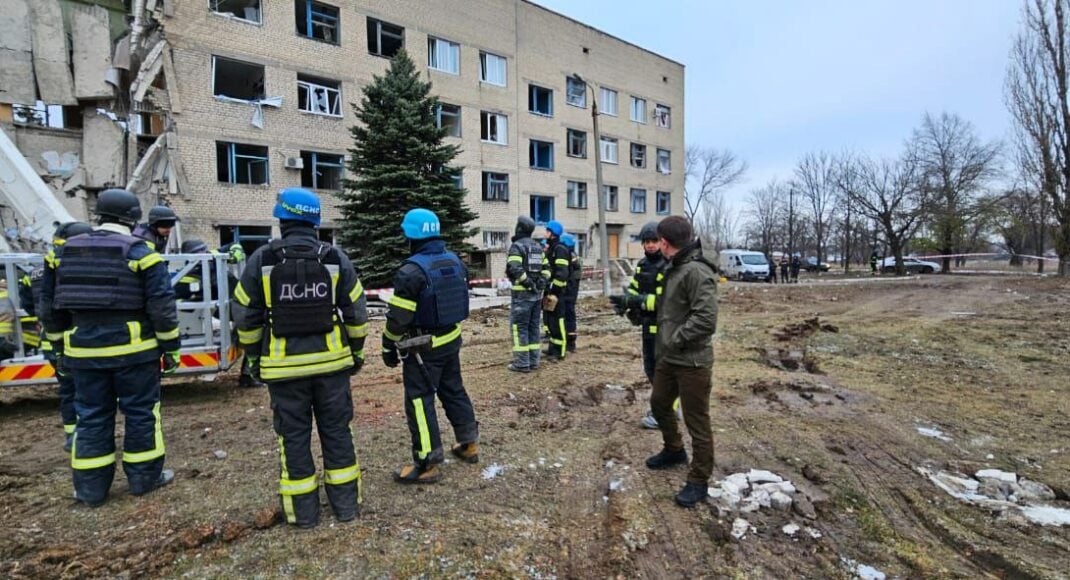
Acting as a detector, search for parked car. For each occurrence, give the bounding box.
[803,257,830,272]
[719,249,770,281]
[879,257,941,274]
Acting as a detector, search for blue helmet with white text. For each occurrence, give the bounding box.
[273,188,321,226]
[401,208,441,240]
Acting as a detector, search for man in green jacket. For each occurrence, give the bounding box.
[642,216,719,507]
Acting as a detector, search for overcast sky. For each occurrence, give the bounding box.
[533,0,1023,210]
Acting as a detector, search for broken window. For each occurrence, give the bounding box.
[436,103,462,137]
[529,140,554,171]
[297,74,341,116]
[480,52,507,86]
[367,18,404,57]
[656,191,671,215]
[213,56,265,101]
[295,0,340,44]
[600,87,618,116]
[630,96,646,123]
[482,171,509,201]
[219,224,272,255]
[566,76,586,108]
[300,151,344,190]
[600,137,618,164]
[217,142,269,185]
[567,129,586,158]
[482,230,509,249]
[481,111,507,145]
[630,188,647,213]
[10,101,79,129]
[655,104,671,128]
[529,84,553,116]
[428,37,460,74]
[567,181,588,209]
[630,143,646,168]
[603,185,619,212]
[657,148,671,174]
[530,195,555,223]
[210,0,261,23]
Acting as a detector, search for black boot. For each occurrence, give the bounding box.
[645,448,688,470]
[566,335,577,352]
[674,482,708,507]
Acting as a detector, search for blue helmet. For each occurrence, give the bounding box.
[560,233,576,249]
[273,188,321,226]
[401,208,441,240]
[546,220,564,237]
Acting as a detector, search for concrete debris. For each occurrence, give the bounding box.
[212,450,227,460]
[1017,479,1056,501]
[805,526,822,539]
[710,470,810,517]
[608,479,623,492]
[976,469,1017,483]
[71,4,114,99]
[0,0,35,104]
[747,469,783,484]
[1019,505,1070,526]
[730,518,751,540]
[782,523,800,536]
[30,0,77,105]
[770,491,793,511]
[918,466,1070,527]
[916,426,952,442]
[842,558,886,580]
[481,463,505,480]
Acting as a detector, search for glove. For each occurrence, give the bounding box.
[351,354,364,375]
[246,354,261,379]
[162,351,180,375]
[542,294,559,312]
[609,294,627,315]
[626,308,642,326]
[54,353,69,378]
[523,279,536,292]
[382,348,399,368]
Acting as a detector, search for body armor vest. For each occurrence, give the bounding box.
[54,232,146,311]
[636,252,667,321]
[265,239,337,338]
[514,237,546,291]
[406,245,469,329]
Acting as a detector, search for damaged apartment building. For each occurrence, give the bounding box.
[1,0,684,279]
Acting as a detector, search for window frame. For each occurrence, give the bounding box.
[530,195,555,223]
[529,139,555,171]
[480,111,508,145]
[216,141,269,185]
[656,191,671,215]
[602,185,619,212]
[367,17,404,57]
[479,51,507,86]
[482,230,509,249]
[657,148,672,174]
[295,0,340,44]
[300,150,344,191]
[600,87,618,116]
[566,76,587,108]
[566,128,587,159]
[566,180,588,209]
[212,56,266,102]
[528,84,554,117]
[436,102,462,138]
[630,188,648,213]
[655,104,672,128]
[209,0,262,24]
[630,96,647,124]
[427,36,461,75]
[630,142,646,169]
[297,74,342,117]
[599,136,619,164]
[481,171,509,202]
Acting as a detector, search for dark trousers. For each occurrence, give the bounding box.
[268,371,360,527]
[510,295,542,369]
[641,328,657,383]
[544,300,567,360]
[651,359,715,484]
[563,296,578,351]
[71,361,163,503]
[401,338,478,466]
[59,372,77,433]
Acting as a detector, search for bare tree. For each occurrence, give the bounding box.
[794,151,838,265]
[696,189,742,251]
[909,112,1003,273]
[848,156,926,275]
[833,151,866,270]
[1006,0,1070,275]
[684,146,748,221]
[745,180,785,255]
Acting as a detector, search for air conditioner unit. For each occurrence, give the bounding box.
[284,156,304,170]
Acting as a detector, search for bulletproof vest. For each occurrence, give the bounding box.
[54,232,146,311]
[636,253,667,295]
[406,246,469,329]
[569,251,583,283]
[132,223,160,250]
[267,240,336,338]
[516,237,546,290]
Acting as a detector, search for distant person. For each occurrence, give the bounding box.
[790,255,801,283]
[869,250,879,275]
[767,254,777,284]
[780,257,790,282]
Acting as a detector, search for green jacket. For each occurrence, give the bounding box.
[655,240,719,368]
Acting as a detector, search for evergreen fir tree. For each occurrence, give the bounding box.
[338,49,478,288]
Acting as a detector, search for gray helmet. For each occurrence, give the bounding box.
[639,220,660,242]
[515,216,536,237]
[181,239,209,254]
[95,189,142,225]
[54,221,92,241]
[148,205,179,227]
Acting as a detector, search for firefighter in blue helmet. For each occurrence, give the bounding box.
[34,221,93,451]
[542,220,571,361]
[235,188,368,528]
[504,216,548,372]
[47,190,180,507]
[132,205,179,252]
[560,233,582,353]
[383,208,480,484]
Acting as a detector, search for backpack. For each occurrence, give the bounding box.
[268,240,336,338]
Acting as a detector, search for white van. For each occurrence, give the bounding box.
[719,249,770,281]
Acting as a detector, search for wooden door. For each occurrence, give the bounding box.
[609,234,619,258]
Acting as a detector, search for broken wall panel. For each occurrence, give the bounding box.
[0,0,35,104]
[72,4,114,100]
[30,0,77,105]
[82,109,125,188]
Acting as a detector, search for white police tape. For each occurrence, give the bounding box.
[914,252,1059,262]
[364,268,607,298]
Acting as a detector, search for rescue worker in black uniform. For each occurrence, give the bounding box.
[16,266,40,354]
[46,189,180,507]
[382,208,479,484]
[560,233,581,353]
[505,216,548,372]
[132,205,179,251]
[235,188,368,528]
[542,220,571,361]
[34,221,94,451]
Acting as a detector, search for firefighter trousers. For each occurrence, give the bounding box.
[59,372,77,437]
[564,295,578,352]
[401,338,478,466]
[268,371,361,527]
[544,300,567,360]
[71,361,164,504]
[509,295,542,370]
[641,328,657,384]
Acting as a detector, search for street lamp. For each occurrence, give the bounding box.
[572,73,611,297]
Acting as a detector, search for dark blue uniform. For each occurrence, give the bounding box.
[628,251,667,382]
[563,246,581,352]
[543,239,571,360]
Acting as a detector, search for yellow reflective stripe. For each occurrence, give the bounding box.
[644,294,656,311]
[42,340,53,352]
[555,259,570,266]
[260,356,353,381]
[269,334,285,360]
[656,286,663,295]
[45,250,58,267]
[511,286,528,291]
[431,324,462,348]
[324,465,361,485]
[127,321,142,345]
[507,255,523,263]
[412,398,432,460]
[129,253,163,272]
[656,273,664,281]
[278,435,296,524]
[348,280,364,303]
[627,288,639,295]
[279,474,318,496]
[238,327,263,344]
[20,315,38,322]
[64,337,159,358]
[234,282,251,306]
[327,326,344,353]
[353,349,364,359]
[178,276,199,284]
[629,278,639,288]
[556,318,566,356]
[261,274,272,308]
[512,324,523,352]
[383,327,403,342]
[517,273,528,283]
[648,325,658,334]
[387,294,417,312]
[64,423,76,434]
[672,398,681,411]
[346,322,368,339]
[552,279,567,287]
[155,327,180,341]
[72,451,116,470]
[124,402,165,463]
[46,331,65,341]
[0,323,13,333]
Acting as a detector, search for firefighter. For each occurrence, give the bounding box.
[133,205,179,251]
[235,188,368,528]
[0,280,17,361]
[560,233,581,353]
[382,208,479,484]
[542,220,571,361]
[505,216,548,372]
[35,221,93,451]
[48,189,180,507]
[16,266,40,354]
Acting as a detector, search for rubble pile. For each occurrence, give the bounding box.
[709,469,823,541]
[919,466,1070,526]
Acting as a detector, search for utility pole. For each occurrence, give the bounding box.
[787,186,796,259]
[574,74,610,296]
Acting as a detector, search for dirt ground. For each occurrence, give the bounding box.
[1,274,1068,579]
